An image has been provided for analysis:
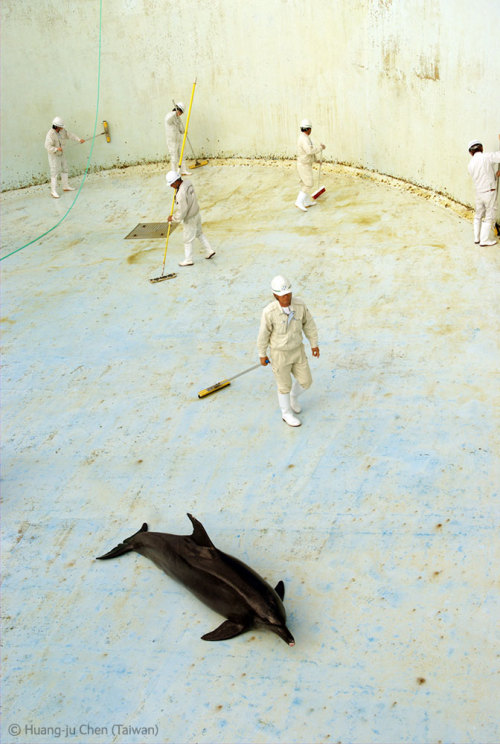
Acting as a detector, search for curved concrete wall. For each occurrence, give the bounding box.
[1,0,499,203]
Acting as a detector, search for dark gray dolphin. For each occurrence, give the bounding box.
[96,513,295,646]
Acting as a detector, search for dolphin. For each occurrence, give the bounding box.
[96,513,295,646]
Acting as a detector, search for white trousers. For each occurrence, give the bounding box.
[474,189,497,222]
[168,142,186,173]
[269,345,312,394]
[182,214,212,259]
[48,152,68,178]
[297,162,314,193]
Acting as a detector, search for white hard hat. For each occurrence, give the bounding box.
[166,170,181,186]
[300,119,312,129]
[52,116,64,127]
[468,139,482,150]
[175,101,185,112]
[271,275,292,296]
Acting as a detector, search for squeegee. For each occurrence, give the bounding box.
[312,155,325,199]
[198,361,268,399]
[187,135,208,169]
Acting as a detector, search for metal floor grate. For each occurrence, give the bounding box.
[124,223,171,239]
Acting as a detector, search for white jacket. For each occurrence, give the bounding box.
[164,110,184,148]
[44,127,81,154]
[172,179,200,224]
[297,132,323,165]
[257,297,318,355]
[468,151,500,193]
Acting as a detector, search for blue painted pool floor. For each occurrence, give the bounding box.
[1,161,499,744]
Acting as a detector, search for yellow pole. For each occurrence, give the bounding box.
[160,79,197,277]
[178,78,196,170]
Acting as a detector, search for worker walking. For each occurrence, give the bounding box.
[166,171,215,266]
[44,117,85,198]
[257,276,319,427]
[165,102,190,176]
[467,137,500,247]
[296,119,326,212]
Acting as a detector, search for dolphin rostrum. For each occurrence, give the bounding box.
[96,513,295,646]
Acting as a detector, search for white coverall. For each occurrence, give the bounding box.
[171,179,213,262]
[468,149,500,244]
[44,127,82,187]
[257,298,318,394]
[165,110,186,173]
[297,132,323,194]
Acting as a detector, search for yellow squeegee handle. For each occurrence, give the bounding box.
[160,79,197,276]
[178,79,197,170]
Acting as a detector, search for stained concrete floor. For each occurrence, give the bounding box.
[1,160,499,744]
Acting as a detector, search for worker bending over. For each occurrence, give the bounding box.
[257,276,319,427]
[296,119,325,212]
[44,116,85,198]
[467,137,500,247]
[166,171,215,266]
[165,102,189,175]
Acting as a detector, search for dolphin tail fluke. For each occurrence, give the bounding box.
[201,619,249,642]
[96,523,148,560]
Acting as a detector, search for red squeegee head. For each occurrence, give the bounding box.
[312,186,325,200]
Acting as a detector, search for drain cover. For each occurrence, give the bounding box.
[125,223,174,239]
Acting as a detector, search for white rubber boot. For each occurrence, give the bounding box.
[179,242,194,266]
[50,178,60,198]
[290,380,305,414]
[295,191,307,212]
[278,393,301,427]
[62,173,75,191]
[200,234,216,259]
[305,195,317,207]
[479,220,497,247]
[473,218,481,244]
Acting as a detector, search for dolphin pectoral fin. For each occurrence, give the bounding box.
[96,523,148,560]
[187,513,215,548]
[274,580,285,600]
[201,620,249,642]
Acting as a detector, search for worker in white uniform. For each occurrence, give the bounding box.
[165,102,190,176]
[166,171,215,266]
[296,119,326,212]
[467,138,500,247]
[44,117,85,198]
[257,276,319,427]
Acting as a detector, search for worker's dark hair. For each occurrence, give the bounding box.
[469,143,483,155]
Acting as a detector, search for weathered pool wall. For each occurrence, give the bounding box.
[1,0,499,202]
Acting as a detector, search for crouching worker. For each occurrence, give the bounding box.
[166,171,215,266]
[257,275,319,427]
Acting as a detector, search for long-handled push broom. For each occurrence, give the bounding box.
[73,120,111,144]
[198,360,269,399]
[311,153,325,200]
[150,81,197,284]
[187,135,208,169]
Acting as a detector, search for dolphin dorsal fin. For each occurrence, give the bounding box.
[274,580,285,600]
[187,513,215,548]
